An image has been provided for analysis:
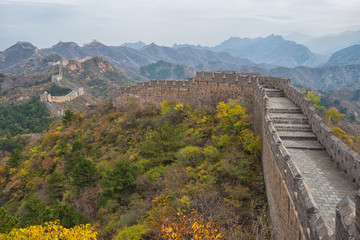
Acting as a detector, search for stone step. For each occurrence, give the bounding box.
[270,117,309,124]
[282,140,326,150]
[269,108,302,114]
[264,88,282,92]
[277,131,317,140]
[266,91,286,97]
[273,123,312,132]
[269,113,308,124]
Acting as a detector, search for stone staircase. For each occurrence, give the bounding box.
[264,87,358,231]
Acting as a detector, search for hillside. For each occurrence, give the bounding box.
[62,56,132,98]
[237,63,360,90]
[319,88,360,123]
[269,64,360,90]
[0,56,132,108]
[327,45,360,65]
[0,101,269,239]
[0,42,42,71]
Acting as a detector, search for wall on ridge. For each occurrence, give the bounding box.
[113,72,307,239]
[113,71,360,240]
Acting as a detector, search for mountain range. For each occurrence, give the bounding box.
[174,35,325,68]
[1,35,360,90]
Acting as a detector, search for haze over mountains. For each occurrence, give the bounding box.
[174,35,325,68]
[285,30,360,56]
[1,32,360,90]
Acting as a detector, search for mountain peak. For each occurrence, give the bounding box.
[265,34,284,41]
[83,40,107,48]
[50,41,80,49]
[5,41,37,52]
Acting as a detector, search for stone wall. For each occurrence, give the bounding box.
[113,71,360,239]
[40,72,84,115]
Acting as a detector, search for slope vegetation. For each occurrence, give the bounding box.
[0,101,269,239]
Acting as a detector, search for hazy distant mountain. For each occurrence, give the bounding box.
[236,63,360,90]
[172,43,209,50]
[304,30,360,55]
[210,35,324,68]
[3,40,360,91]
[42,41,256,70]
[139,43,255,70]
[42,41,88,59]
[140,60,195,80]
[327,45,360,65]
[0,42,42,71]
[0,41,258,80]
[270,64,360,90]
[284,33,314,44]
[121,41,146,49]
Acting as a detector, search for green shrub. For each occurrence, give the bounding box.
[115,224,149,240]
[101,160,137,200]
[176,146,204,167]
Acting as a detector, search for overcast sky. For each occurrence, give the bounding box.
[1,0,360,50]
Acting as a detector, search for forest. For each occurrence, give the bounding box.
[0,97,51,138]
[0,100,269,239]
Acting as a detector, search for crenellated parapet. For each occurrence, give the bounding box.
[113,71,360,239]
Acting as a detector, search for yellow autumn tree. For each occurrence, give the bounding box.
[307,90,324,111]
[325,107,345,125]
[0,220,97,240]
[160,210,222,240]
[216,102,250,133]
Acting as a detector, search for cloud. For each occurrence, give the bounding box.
[0,0,359,50]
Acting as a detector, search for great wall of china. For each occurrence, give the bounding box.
[40,64,84,115]
[113,71,360,240]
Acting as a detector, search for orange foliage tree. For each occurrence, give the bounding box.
[159,210,222,240]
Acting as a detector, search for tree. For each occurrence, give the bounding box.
[325,107,345,125]
[216,102,250,133]
[0,220,97,240]
[307,90,325,111]
[21,195,50,227]
[48,202,89,228]
[6,149,22,171]
[176,146,204,167]
[159,210,222,239]
[57,138,70,156]
[0,207,20,233]
[101,160,137,200]
[115,224,149,240]
[71,158,97,188]
[63,110,74,125]
[46,169,66,200]
[141,120,184,167]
